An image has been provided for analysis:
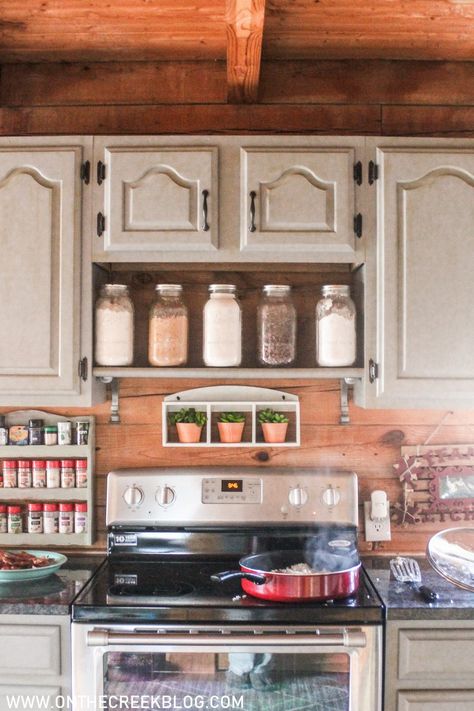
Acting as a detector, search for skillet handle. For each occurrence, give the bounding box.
[211,570,267,585]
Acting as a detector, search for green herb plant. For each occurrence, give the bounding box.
[168,408,207,427]
[218,412,246,423]
[257,408,289,424]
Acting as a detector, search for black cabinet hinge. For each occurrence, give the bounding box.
[369,359,379,383]
[78,357,88,382]
[354,213,363,238]
[97,212,105,237]
[97,161,106,185]
[368,161,379,184]
[80,160,90,184]
[353,161,363,186]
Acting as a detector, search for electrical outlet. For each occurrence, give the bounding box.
[364,500,391,542]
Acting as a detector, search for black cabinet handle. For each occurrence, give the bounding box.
[202,189,209,232]
[97,212,105,237]
[249,191,257,232]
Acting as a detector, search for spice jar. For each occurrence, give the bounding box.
[44,503,59,533]
[0,416,8,446]
[46,460,61,488]
[59,503,74,533]
[148,284,188,366]
[75,421,89,445]
[257,285,297,366]
[61,460,76,488]
[17,460,32,488]
[95,284,134,366]
[0,504,7,533]
[32,460,46,488]
[3,460,17,488]
[57,421,72,445]
[203,285,242,367]
[316,285,357,367]
[7,505,22,533]
[74,502,88,533]
[44,426,58,446]
[28,419,44,445]
[27,503,43,533]
[75,460,88,488]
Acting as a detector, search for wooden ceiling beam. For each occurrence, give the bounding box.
[226,0,266,103]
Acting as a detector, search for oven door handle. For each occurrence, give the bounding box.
[86,629,366,648]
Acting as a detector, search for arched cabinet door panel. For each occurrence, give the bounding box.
[0,138,96,405]
[96,140,218,256]
[241,143,361,261]
[364,141,474,408]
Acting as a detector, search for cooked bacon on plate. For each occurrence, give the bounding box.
[0,550,54,570]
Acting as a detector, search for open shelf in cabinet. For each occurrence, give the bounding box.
[0,411,95,546]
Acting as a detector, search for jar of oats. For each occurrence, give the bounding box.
[257,285,297,366]
[148,285,188,366]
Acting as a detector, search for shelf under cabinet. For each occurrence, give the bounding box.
[0,489,88,501]
[0,445,90,457]
[94,366,364,380]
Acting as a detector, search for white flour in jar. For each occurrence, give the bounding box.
[95,305,134,366]
[317,311,356,366]
[203,289,242,367]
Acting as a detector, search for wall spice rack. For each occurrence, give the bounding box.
[162,386,300,447]
[0,410,95,546]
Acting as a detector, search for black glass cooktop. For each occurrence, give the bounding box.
[72,558,384,625]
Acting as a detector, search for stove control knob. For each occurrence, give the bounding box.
[123,485,144,508]
[322,487,341,507]
[156,485,176,507]
[288,487,308,507]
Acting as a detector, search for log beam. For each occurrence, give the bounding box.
[226,0,266,103]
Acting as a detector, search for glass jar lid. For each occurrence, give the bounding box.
[156,284,183,293]
[209,284,237,293]
[321,284,350,297]
[102,283,129,294]
[263,284,292,294]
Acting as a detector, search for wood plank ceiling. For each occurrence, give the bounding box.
[1,0,474,103]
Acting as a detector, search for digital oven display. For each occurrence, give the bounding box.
[221,479,243,493]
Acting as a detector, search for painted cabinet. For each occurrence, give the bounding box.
[361,139,474,409]
[241,145,359,259]
[94,137,218,258]
[0,615,71,708]
[385,621,474,711]
[92,136,363,263]
[0,137,101,406]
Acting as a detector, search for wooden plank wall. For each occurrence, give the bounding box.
[0,57,473,554]
[2,381,474,555]
[0,60,473,135]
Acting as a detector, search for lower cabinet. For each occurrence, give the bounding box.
[385,620,474,711]
[0,615,71,711]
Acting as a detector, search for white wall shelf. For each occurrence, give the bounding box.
[163,386,300,447]
[0,410,95,547]
[94,366,364,379]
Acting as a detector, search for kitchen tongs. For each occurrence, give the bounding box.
[390,557,439,603]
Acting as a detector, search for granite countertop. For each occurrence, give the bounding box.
[364,556,474,620]
[0,553,105,616]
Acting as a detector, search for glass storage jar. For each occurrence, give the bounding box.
[203,285,242,367]
[148,284,188,366]
[316,285,356,367]
[257,285,297,366]
[95,284,134,366]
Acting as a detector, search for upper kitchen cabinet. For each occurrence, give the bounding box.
[0,137,101,406]
[92,136,364,264]
[93,137,218,261]
[360,139,474,409]
[240,140,364,262]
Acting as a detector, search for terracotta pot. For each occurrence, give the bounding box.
[217,421,245,443]
[261,422,288,444]
[176,422,203,444]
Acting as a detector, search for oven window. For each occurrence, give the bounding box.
[104,651,350,710]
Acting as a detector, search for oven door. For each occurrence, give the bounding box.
[72,624,382,711]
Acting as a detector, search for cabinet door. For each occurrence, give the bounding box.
[397,690,474,711]
[0,140,88,403]
[366,142,474,408]
[96,141,218,257]
[241,144,360,261]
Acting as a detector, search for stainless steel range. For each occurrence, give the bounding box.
[72,467,384,711]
